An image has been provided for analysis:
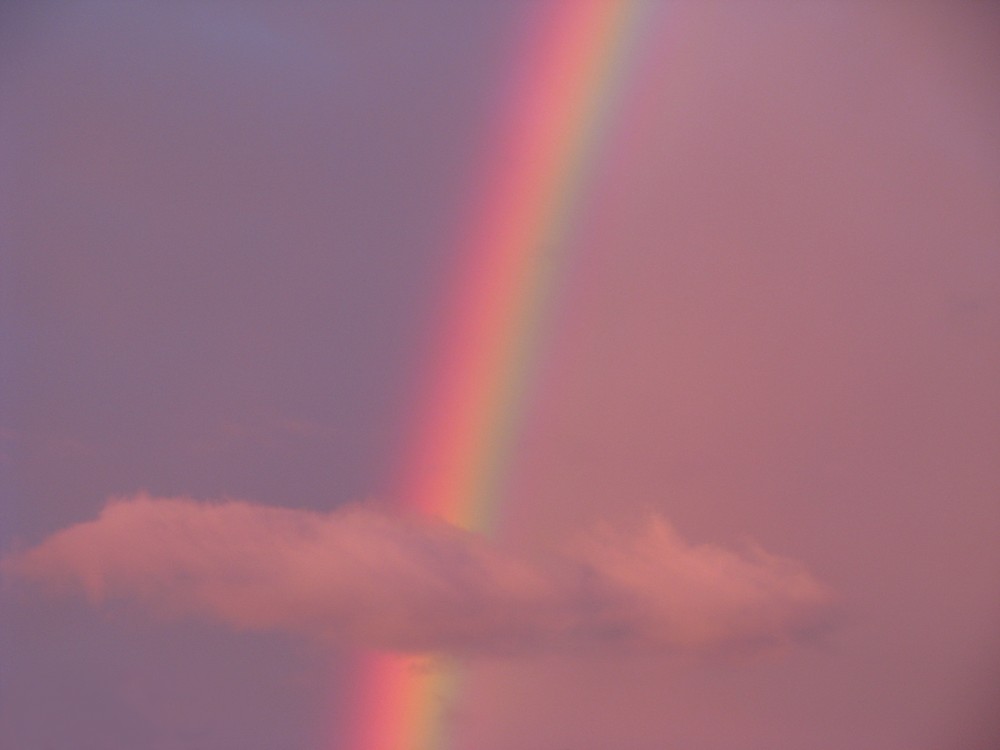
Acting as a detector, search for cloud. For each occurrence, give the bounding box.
[4,495,833,654]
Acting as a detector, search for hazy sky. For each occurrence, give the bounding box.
[2,2,1000,749]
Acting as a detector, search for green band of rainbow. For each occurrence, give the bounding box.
[345,2,657,748]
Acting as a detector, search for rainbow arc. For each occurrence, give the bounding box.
[346,2,658,748]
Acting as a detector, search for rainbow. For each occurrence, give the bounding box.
[347,1,658,748]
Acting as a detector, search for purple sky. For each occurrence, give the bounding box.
[3,2,1000,749]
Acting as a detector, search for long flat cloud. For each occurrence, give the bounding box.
[5,495,833,654]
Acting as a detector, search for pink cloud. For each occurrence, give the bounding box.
[5,495,833,654]
[571,518,835,652]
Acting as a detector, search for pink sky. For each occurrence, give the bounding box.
[2,2,999,749]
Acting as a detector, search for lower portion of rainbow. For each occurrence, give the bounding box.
[343,1,657,749]
[348,654,460,750]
